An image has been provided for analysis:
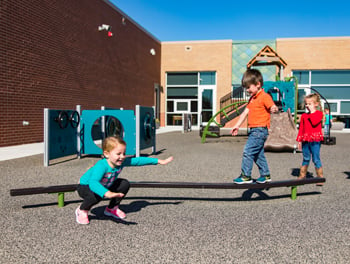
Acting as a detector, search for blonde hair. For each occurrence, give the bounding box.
[102,136,126,153]
[305,93,323,112]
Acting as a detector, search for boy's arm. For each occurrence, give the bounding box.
[265,94,278,113]
[231,107,249,136]
[270,104,279,113]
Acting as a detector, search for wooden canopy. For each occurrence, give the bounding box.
[247,45,287,68]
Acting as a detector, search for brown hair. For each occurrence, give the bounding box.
[102,136,126,153]
[242,69,263,88]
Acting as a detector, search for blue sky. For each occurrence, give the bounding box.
[111,0,350,41]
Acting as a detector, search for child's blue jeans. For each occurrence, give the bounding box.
[302,141,322,168]
[241,127,270,177]
[324,124,330,136]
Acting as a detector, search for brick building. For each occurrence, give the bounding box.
[1,0,161,147]
[1,1,350,147]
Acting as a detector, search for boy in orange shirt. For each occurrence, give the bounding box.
[231,69,278,183]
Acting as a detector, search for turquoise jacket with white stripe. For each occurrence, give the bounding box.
[79,157,158,198]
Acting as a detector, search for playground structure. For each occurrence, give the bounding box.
[264,110,298,152]
[201,79,299,150]
[201,75,335,149]
[44,105,156,166]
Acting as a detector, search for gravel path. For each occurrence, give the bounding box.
[1,132,349,263]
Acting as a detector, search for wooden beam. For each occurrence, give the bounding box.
[10,178,326,196]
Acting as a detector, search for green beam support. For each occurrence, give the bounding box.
[58,192,65,207]
[291,186,297,200]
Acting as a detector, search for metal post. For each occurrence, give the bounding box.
[135,105,140,157]
[152,106,156,154]
[76,105,81,159]
[44,108,49,167]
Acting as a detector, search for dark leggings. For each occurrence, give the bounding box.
[77,178,130,211]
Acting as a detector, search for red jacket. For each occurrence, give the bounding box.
[296,110,324,142]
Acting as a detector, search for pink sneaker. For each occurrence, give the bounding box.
[75,207,89,225]
[104,205,126,220]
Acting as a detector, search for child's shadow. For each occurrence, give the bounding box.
[90,200,182,225]
[344,171,350,179]
[291,168,314,178]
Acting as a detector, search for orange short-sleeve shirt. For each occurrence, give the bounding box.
[247,89,275,128]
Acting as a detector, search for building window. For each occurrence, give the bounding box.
[166,72,216,127]
[200,72,216,85]
[293,70,350,127]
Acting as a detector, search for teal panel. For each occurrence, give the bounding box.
[48,110,77,160]
[81,110,136,155]
[329,103,338,112]
[167,87,198,99]
[311,70,350,84]
[293,71,309,85]
[232,40,276,85]
[167,73,197,85]
[312,86,350,100]
[138,106,156,150]
[341,101,350,114]
[263,81,295,113]
[200,72,216,85]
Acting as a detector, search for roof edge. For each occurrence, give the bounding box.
[104,0,161,43]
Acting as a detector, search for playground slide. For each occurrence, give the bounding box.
[264,109,298,152]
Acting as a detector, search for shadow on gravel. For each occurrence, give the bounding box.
[89,201,182,225]
[20,188,323,210]
[344,171,350,179]
[125,190,322,202]
[22,199,83,209]
[291,168,314,178]
[21,199,182,209]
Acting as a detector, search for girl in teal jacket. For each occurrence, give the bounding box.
[75,136,173,225]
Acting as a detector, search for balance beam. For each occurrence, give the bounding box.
[10,177,325,207]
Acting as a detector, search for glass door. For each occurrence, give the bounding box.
[199,85,215,126]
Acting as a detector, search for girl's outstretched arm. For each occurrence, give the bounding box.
[158,156,173,165]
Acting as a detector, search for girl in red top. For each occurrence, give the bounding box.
[296,93,324,185]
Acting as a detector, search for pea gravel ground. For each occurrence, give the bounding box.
[1,132,350,263]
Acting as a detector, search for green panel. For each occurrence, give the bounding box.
[293,71,309,85]
[311,70,350,84]
[167,87,198,99]
[200,72,216,85]
[312,86,350,100]
[48,109,77,160]
[167,73,197,85]
[341,101,350,114]
[177,102,188,111]
[329,103,338,112]
[232,40,276,85]
[138,106,156,150]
